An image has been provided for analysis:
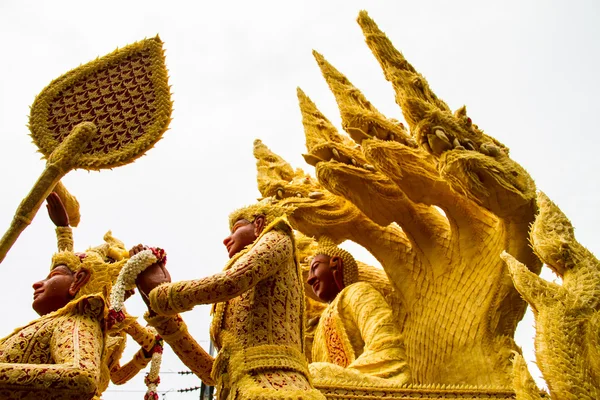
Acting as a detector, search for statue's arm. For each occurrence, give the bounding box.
[145,313,215,385]
[110,348,152,385]
[109,321,156,385]
[105,317,156,385]
[344,283,411,382]
[149,230,291,314]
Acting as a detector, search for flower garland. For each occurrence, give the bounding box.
[108,246,167,399]
[143,327,164,400]
[108,247,166,327]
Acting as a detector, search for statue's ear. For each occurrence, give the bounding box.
[253,215,266,237]
[68,267,91,297]
[331,256,345,291]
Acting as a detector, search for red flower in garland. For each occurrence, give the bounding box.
[150,247,167,264]
[107,309,126,329]
[144,391,159,400]
[145,374,161,386]
[152,343,164,354]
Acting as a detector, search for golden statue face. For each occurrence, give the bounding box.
[223,215,265,259]
[31,265,87,316]
[307,254,343,303]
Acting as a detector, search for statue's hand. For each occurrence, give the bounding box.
[46,192,69,227]
[131,244,171,314]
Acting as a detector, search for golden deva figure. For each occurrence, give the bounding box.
[136,199,325,400]
[0,34,171,399]
[307,237,410,387]
[0,229,127,399]
[0,193,157,400]
[48,191,159,389]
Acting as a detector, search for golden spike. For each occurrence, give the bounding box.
[530,192,579,276]
[356,11,450,121]
[313,50,411,145]
[253,139,295,198]
[401,96,439,132]
[511,353,544,400]
[296,87,351,153]
[501,251,560,314]
[312,49,377,114]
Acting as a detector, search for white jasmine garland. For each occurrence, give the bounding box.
[143,326,163,400]
[144,332,163,400]
[110,249,157,312]
[108,248,166,399]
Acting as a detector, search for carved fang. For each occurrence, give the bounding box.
[363,164,376,171]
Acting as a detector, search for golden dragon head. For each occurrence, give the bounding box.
[254,139,366,243]
[297,87,408,226]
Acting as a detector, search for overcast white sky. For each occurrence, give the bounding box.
[0,0,599,398]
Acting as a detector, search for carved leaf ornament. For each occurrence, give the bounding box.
[28,35,172,170]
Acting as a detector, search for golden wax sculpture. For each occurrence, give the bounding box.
[0,219,161,399]
[144,207,326,400]
[251,10,555,399]
[0,36,172,263]
[53,227,160,396]
[295,232,402,370]
[503,192,600,400]
[253,141,519,400]
[298,11,541,389]
[0,232,125,399]
[255,139,411,351]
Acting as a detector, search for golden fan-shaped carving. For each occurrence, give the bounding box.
[29,35,172,169]
[0,36,172,263]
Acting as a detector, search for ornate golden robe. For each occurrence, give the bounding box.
[147,219,325,400]
[0,296,105,400]
[310,282,410,386]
